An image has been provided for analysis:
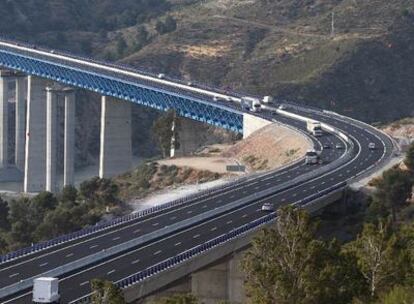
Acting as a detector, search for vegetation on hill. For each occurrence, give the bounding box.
[114,162,221,201]
[0,1,413,123]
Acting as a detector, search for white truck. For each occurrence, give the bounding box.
[241,97,262,112]
[262,95,273,104]
[33,277,60,303]
[306,121,323,137]
[305,149,321,165]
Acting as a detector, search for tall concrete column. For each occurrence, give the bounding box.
[15,76,27,171]
[63,89,75,187]
[99,96,132,178]
[0,70,12,168]
[46,87,58,193]
[24,76,48,193]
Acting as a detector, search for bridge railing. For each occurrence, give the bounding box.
[0,36,251,100]
[69,181,347,304]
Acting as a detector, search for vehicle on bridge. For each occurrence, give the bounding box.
[306,121,323,137]
[241,97,262,112]
[305,149,321,165]
[369,142,376,150]
[262,95,273,104]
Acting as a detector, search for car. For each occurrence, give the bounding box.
[323,144,330,149]
[335,144,343,149]
[157,73,165,79]
[187,81,193,86]
[261,203,274,212]
[368,142,376,150]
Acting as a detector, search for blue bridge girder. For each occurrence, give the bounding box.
[0,49,243,133]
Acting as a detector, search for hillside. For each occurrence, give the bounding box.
[0,0,413,124]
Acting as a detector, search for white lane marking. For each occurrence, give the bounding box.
[131,259,140,265]
[152,222,159,227]
[281,198,286,202]
[211,227,217,231]
[242,214,248,218]
[187,210,193,214]
[154,250,162,256]
[230,194,235,199]
[107,269,115,275]
[202,205,207,208]
[80,281,89,286]
[39,262,48,267]
[226,220,233,224]
[9,273,19,278]
[170,216,177,220]
[193,234,201,239]
[266,182,271,186]
[89,244,99,249]
[65,253,74,258]
[174,242,182,247]
[133,229,141,234]
[292,193,297,197]
[112,236,120,241]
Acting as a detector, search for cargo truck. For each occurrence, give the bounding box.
[33,277,60,304]
[241,97,262,112]
[306,121,323,137]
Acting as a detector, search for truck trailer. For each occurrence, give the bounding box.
[241,97,262,112]
[306,121,323,137]
[33,277,60,304]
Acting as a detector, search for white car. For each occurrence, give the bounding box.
[368,142,376,150]
[261,203,274,212]
[158,73,165,79]
[335,144,343,149]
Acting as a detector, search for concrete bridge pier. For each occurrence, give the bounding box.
[15,75,27,171]
[46,87,59,193]
[0,70,13,168]
[63,88,75,187]
[99,96,132,178]
[24,76,48,193]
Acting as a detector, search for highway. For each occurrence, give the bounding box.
[2,108,392,304]
[0,117,343,287]
[0,39,394,303]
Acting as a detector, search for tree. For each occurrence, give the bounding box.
[164,16,177,32]
[0,197,10,230]
[379,285,414,304]
[116,36,128,57]
[372,167,412,221]
[59,185,78,208]
[242,206,361,304]
[91,279,125,304]
[79,177,119,207]
[153,294,198,304]
[345,220,407,299]
[152,110,177,158]
[404,142,414,172]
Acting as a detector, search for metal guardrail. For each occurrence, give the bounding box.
[69,181,347,304]
[0,142,355,298]
[0,169,274,264]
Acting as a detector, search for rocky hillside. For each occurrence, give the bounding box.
[1,0,414,124]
